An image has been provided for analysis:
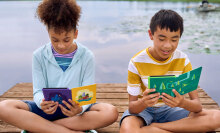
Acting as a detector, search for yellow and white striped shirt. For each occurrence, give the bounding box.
[127,47,192,106]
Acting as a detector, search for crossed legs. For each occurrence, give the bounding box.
[0,100,118,133]
[53,103,118,130]
[120,109,220,133]
[120,116,172,133]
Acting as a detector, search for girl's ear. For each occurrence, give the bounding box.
[74,29,78,39]
[148,29,153,40]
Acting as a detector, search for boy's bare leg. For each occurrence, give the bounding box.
[0,100,82,133]
[53,103,118,131]
[150,109,220,133]
[120,116,173,133]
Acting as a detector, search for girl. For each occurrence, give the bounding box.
[0,0,118,133]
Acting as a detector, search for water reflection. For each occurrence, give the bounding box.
[97,4,220,54]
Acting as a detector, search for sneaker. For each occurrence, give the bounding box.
[20,130,28,133]
[84,130,98,133]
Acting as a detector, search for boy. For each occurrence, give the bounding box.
[120,9,220,133]
[0,0,118,133]
[202,0,209,7]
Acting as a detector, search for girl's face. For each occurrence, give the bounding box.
[48,28,78,54]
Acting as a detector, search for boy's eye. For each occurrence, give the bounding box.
[159,39,165,41]
[172,40,177,42]
[53,40,58,42]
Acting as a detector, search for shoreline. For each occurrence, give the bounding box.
[0,0,220,3]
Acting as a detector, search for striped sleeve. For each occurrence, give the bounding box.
[183,55,192,73]
[127,60,141,96]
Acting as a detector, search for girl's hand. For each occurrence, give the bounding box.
[40,99,58,114]
[141,89,160,107]
[161,89,185,108]
[59,99,83,117]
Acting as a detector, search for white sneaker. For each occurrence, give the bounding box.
[84,130,98,133]
[20,130,27,133]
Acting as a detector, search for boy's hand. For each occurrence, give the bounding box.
[161,89,184,108]
[40,99,58,114]
[59,99,83,117]
[141,89,160,107]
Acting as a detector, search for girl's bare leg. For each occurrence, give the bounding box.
[53,103,118,131]
[0,100,82,133]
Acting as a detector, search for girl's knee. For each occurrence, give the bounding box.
[0,100,14,116]
[0,100,28,111]
[103,104,119,123]
[0,100,13,109]
[110,105,118,120]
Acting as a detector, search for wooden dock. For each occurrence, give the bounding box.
[0,83,219,133]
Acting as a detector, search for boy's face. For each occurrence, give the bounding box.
[48,28,78,54]
[148,27,180,61]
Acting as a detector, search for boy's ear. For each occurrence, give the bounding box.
[148,29,153,40]
[74,29,78,39]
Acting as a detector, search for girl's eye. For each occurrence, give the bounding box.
[64,40,70,42]
[159,39,164,41]
[172,40,177,42]
[53,40,58,42]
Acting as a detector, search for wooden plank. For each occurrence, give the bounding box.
[0,98,33,102]
[3,85,208,93]
[97,83,127,88]
[2,83,207,92]
[6,83,32,92]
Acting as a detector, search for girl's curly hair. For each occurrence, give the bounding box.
[36,0,81,33]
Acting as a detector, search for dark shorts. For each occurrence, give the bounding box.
[120,105,190,126]
[23,100,96,121]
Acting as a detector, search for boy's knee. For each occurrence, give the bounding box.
[205,110,220,131]
[120,121,140,133]
[120,116,143,133]
[120,126,137,133]
[212,110,220,129]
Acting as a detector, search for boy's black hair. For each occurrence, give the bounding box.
[150,9,183,36]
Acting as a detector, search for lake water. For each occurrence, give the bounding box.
[0,1,220,104]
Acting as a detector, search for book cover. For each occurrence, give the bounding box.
[42,84,96,106]
[148,67,202,97]
[71,84,96,106]
[42,88,72,106]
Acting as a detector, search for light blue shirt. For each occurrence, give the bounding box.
[32,42,95,113]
